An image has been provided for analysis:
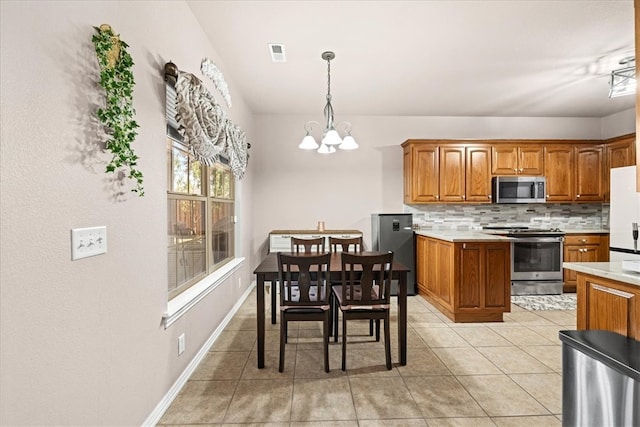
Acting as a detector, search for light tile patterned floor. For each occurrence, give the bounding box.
[158,290,574,426]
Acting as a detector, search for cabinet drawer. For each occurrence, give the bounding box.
[565,235,603,245]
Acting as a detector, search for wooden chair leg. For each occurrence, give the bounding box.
[279,317,286,372]
[323,313,330,373]
[375,319,381,341]
[341,315,347,371]
[369,319,374,336]
[333,298,340,343]
[384,316,392,370]
[271,280,277,325]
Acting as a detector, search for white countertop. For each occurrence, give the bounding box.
[414,230,513,243]
[563,262,640,287]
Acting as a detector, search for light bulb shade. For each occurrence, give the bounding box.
[299,134,319,150]
[609,66,636,98]
[322,129,342,146]
[317,143,336,154]
[339,135,358,150]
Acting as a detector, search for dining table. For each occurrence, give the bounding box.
[253,251,410,369]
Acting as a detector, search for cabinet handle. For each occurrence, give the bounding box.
[513,168,518,172]
[462,195,465,200]
[435,195,440,199]
[580,239,587,243]
[576,194,581,198]
[519,168,524,172]
[487,195,491,199]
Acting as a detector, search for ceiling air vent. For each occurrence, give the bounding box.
[268,43,286,62]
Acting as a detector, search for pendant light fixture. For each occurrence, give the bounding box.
[299,51,358,153]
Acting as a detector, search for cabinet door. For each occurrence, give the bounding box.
[466,146,492,202]
[440,146,466,202]
[416,236,428,294]
[575,146,604,202]
[484,243,510,308]
[583,279,637,339]
[458,243,482,308]
[544,145,574,201]
[426,238,439,295]
[410,145,440,203]
[607,136,636,168]
[436,240,454,305]
[563,245,581,290]
[491,145,518,175]
[518,145,544,175]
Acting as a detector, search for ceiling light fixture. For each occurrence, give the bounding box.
[609,56,636,98]
[299,51,358,154]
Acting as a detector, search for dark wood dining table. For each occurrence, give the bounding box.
[253,251,409,369]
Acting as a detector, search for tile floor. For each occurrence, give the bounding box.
[159,290,575,426]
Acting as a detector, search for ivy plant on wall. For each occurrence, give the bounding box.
[92,24,144,196]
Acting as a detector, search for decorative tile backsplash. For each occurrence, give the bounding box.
[405,203,609,231]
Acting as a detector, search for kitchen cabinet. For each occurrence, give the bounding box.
[563,234,609,292]
[576,272,639,340]
[402,141,491,203]
[268,230,363,253]
[403,144,439,203]
[416,235,511,322]
[491,144,543,176]
[544,144,604,202]
[440,145,492,202]
[574,145,604,202]
[604,134,636,201]
[544,144,574,201]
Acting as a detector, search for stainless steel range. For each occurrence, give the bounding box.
[483,227,565,295]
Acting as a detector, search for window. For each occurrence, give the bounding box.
[167,137,235,299]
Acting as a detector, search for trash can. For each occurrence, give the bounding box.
[559,330,640,427]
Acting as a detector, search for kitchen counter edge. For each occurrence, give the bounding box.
[563,261,640,287]
[414,230,513,243]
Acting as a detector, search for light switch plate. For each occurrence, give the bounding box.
[71,226,107,260]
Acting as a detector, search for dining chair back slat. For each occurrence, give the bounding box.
[329,236,363,253]
[291,236,325,253]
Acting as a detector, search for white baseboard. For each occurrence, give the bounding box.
[143,281,256,426]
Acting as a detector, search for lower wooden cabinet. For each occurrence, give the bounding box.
[576,272,640,340]
[563,234,609,292]
[416,235,511,322]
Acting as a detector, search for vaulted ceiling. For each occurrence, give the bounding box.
[187,1,635,118]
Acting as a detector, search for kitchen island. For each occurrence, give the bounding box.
[563,261,640,340]
[415,230,512,322]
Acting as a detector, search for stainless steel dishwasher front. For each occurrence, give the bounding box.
[560,330,640,427]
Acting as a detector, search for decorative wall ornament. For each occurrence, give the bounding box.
[92,24,144,196]
[173,69,248,179]
[200,58,232,108]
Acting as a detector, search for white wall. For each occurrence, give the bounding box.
[252,114,605,252]
[601,107,636,139]
[0,1,255,425]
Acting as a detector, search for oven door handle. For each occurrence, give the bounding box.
[511,237,564,243]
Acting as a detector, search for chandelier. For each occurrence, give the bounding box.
[609,56,636,98]
[299,51,358,154]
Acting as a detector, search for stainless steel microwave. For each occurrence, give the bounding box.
[492,176,546,203]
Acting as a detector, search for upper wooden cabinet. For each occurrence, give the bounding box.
[544,144,604,202]
[574,145,604,202]
[403,141,492,203]
[440,145,493,202]
[606,134,636,169]
[603,134,636,201]
[544,144,574,201]
[403,144,439,203]
[491,144,543,176]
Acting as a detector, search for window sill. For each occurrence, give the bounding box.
[163,257,245,329]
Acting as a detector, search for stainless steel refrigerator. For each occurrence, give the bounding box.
[371,213,416,295]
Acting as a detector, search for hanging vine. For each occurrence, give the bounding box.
[91,24,144,196]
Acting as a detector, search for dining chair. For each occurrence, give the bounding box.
[332,251,394,371]
[277,252,332,373]
[291,236,325,253]
[329,236,363,253]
